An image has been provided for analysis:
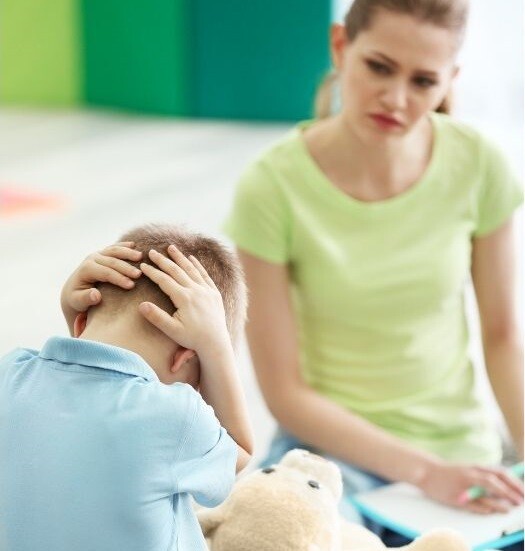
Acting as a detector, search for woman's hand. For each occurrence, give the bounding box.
[138,245,230,355]
[420,460,524,514]
[61,242,143,332]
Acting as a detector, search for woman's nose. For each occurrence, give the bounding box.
[380,80,408,111]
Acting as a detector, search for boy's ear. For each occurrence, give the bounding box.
[73,312,88,338]
[170,347,197,374]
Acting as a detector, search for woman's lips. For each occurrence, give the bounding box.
[369,113,402,129]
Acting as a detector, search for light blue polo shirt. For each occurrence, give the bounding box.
[0,336,237,551]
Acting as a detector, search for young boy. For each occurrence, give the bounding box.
[0,223,253,551]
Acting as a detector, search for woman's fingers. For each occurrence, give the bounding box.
[474,470,524,505]
[478,466,524,499]
[138,302,182,341]
[466,496,512,515]
[464,500,494,515]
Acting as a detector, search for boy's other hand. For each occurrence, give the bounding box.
[61,242,143,320]
[139,245,230,354]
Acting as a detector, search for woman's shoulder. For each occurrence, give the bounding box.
[243,121,313,179]
[432,111,487,148]
[431,112,509,175]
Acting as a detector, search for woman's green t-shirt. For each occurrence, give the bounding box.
[224,113,523,464]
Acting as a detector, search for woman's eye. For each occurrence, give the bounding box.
[413,76,437,89]
[366,60,391,75]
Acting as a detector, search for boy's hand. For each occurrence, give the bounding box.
[138,245,230,354]
[61,242,143,331]
[140,245,254,471]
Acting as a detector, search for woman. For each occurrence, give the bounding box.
[224,0,523,539]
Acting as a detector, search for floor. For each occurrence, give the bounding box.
[0,106,522,465]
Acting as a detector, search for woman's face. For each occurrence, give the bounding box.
[332,9,459,142]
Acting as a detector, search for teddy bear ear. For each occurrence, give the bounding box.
[197,506,224,538]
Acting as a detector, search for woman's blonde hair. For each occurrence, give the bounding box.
[315,0,469,118]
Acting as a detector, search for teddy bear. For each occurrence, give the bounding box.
[198,449,470,551]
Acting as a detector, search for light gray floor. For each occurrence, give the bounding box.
[0,106,522,465]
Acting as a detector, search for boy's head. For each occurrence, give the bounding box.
[78,224,247,384]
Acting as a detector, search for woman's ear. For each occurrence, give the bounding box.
[330,23,349,71]
[73,312,88,337]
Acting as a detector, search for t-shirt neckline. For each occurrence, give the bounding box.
[293,113,442,213]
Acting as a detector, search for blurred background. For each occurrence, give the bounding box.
[0,0,523,463]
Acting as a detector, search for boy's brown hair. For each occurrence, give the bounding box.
[94,224,247,348]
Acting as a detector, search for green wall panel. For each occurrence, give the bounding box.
[82,0,193,115]
[0,0,80,105]
[193,0,331,121]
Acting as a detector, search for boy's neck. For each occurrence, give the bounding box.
[79,317,174,379]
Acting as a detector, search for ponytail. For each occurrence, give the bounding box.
[314,71,338,119]
[435,88,453,114]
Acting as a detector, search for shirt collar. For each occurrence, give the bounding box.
[39,336,159,382]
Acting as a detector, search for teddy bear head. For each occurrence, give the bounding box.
[198,449,471,551]
[198,449,346,551]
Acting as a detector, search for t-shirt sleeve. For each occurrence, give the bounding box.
[173,390,237,508]
[474,138,523,237]
[223,160,291,264]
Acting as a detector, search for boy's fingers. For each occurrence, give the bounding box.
[139,302,181,340]
[167,245,204,283]
[99,245,142,261]
[141,263,185,302]
[88,263,136,289]
[95,255,142,279]
[70,288,101,311]
[148,249,194,286]
[189,256,217,289]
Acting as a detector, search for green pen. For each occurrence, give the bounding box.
[458,462,524,505]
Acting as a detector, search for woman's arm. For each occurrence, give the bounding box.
[472,219,524,459]
[240,249,523,511]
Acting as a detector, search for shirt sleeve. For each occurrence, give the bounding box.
[474,138,523,237]
[172,390,237,508]
[223,160,291,264]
